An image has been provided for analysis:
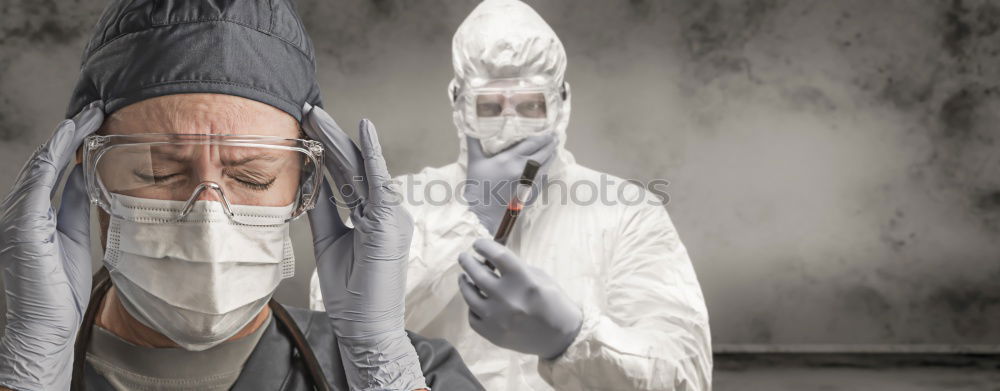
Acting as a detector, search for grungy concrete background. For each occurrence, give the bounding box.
[0,0,998,347]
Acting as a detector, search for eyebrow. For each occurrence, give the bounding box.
[145,148,192,163]
[223,153,281,166]
[143,149,282,166]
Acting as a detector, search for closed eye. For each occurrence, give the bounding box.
[133,170,181,184]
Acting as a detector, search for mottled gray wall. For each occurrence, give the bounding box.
[1,0,998,346]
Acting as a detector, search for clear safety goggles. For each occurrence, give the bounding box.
[83,134,324,226]
[458,84,561,139]
[473,88,549,118]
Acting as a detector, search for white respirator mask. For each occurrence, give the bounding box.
[475,116,549,155]
[103,193,296,351]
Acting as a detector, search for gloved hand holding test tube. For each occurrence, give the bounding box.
[458,158,583,359]
[480,159,541,269]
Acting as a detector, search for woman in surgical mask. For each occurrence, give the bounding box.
[0,1,479,389]
[0,92,480,391]
[89,93,310,351]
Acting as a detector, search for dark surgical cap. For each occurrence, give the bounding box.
[66,0,322,121]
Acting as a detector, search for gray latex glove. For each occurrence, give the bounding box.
[464,133,557,234]
[301,104,426,390]
[457,238,583,360]
[0,102,104,390]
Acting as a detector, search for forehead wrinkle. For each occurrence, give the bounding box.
[102,94,299,137]
[167,95,251,135]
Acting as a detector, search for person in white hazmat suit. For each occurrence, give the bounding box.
[311,0,713,389]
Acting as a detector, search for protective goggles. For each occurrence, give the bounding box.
[458,85,562,139]
[83,134,324,226]
[473,88,549,118]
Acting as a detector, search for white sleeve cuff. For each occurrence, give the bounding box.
[536,301,600,386]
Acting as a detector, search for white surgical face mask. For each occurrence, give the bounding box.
[476,116,549,155]
[103,194,295,351]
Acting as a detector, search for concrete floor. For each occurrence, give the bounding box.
[714,354,1000,391]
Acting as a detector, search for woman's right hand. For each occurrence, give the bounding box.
[0,102,104,391]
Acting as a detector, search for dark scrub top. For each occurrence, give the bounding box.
[81,306,484,390]
[86,316,270,390]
